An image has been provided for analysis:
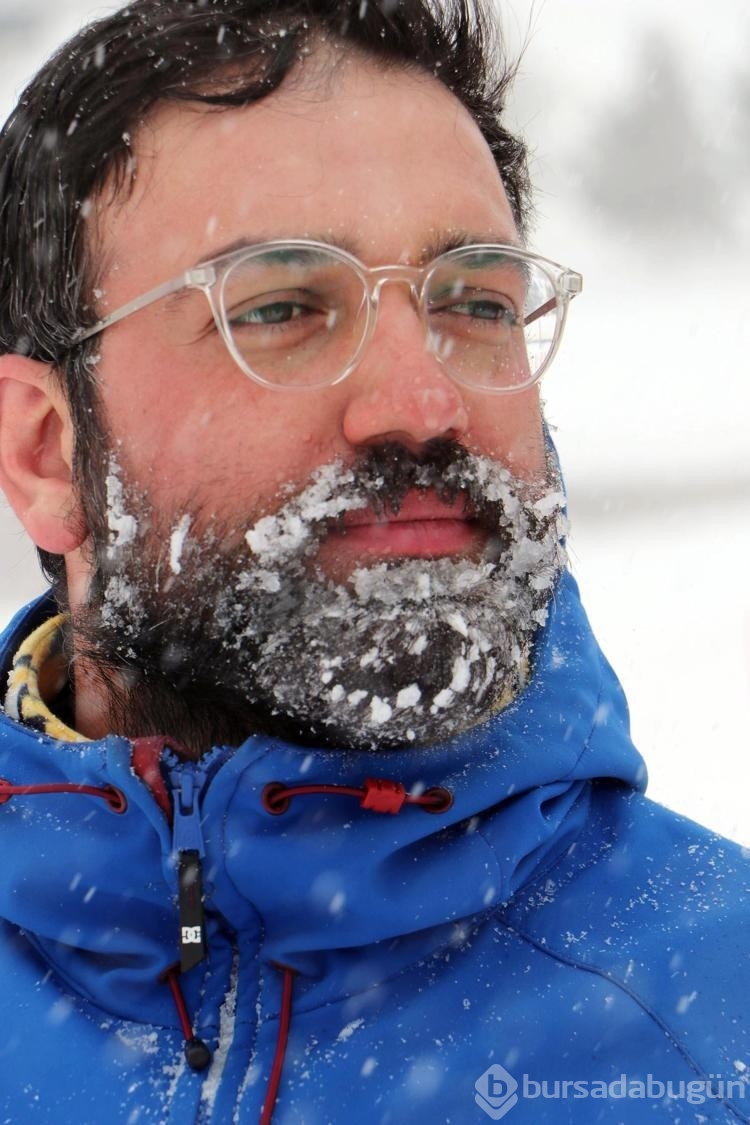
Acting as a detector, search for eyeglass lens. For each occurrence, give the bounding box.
[219,246,560,389]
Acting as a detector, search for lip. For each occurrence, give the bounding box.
[325,489,481,560]
[340,489,474,528]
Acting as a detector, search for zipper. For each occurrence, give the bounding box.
[169,759,211,973]
[161,749,234,1074]
[166,747,232,972]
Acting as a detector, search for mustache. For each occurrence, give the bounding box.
[327,439,512,514]
[345,439,477,511]
[244,439,563,566]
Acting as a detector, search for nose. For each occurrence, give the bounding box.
[341,286,470,452]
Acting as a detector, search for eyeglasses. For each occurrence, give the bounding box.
[77,240,582,393]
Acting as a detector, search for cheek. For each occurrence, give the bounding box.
[98,341,346,513]
[464,388,546,479]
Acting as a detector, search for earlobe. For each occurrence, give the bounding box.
[0,354,86,554]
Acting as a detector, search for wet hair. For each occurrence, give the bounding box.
[0,0,531,597]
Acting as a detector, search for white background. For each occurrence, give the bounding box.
[0,0,748,843]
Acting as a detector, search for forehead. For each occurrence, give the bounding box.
[96,52,519,296]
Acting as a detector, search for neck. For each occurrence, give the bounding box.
[71,645,278,755]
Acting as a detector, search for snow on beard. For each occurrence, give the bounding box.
[232,444,567,747]
[81,442,567,751]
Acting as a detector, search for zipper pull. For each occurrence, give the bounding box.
[171,766,208,974]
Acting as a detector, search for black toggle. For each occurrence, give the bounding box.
[185,1035,212,1071]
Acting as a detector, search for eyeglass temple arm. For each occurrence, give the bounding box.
[74,266,215,343]
[523,297,556,327]
[523,270,583,327]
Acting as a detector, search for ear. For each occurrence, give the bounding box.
[0,354,86,554]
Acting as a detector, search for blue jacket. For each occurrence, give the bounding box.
[0,572,747,1123]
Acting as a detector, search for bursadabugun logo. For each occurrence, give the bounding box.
[473,1063,748,1117]
[475,1063,519,1119]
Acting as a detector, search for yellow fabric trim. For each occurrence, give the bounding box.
[4,614,89,743]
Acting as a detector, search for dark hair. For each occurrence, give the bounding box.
[0,0,531,596]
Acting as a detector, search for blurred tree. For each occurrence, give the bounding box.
[575,29,731,245]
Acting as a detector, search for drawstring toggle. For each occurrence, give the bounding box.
[361,777,407,814]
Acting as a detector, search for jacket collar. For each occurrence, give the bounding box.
[0,571,645,1019]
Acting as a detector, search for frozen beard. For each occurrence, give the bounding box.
[75,443,567,753]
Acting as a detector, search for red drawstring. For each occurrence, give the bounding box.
[262,777,453,816]
[163,959,295,1123]
[0,778,127,812]
[261,965,296,1125]
[162,965,212,1071]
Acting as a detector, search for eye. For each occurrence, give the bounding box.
[229,297,315,328]
[429,289,520,330]
[448,297,518,325]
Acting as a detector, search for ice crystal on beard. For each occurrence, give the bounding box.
[168,514,192,575]
[105,457,138,556]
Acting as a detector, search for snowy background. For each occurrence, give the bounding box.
[0,0,747,843]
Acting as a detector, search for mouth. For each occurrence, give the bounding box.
[323,488,483,563]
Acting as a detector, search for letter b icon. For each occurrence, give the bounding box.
[475,1063,519,1120]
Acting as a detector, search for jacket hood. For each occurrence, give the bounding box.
[0,569,646,1027]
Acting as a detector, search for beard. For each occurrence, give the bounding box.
[72,440,567,755]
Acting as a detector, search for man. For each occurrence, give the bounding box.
[0,0,746,1121]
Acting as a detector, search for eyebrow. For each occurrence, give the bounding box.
[196,228,521,268]
[420,231,522,261]
[161,232,363,315]
[197,232,362,264]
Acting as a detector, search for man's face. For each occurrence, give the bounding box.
[91,53,546,547]
[72,52,562,751]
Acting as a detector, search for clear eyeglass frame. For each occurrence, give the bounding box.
[75,239,583,394]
